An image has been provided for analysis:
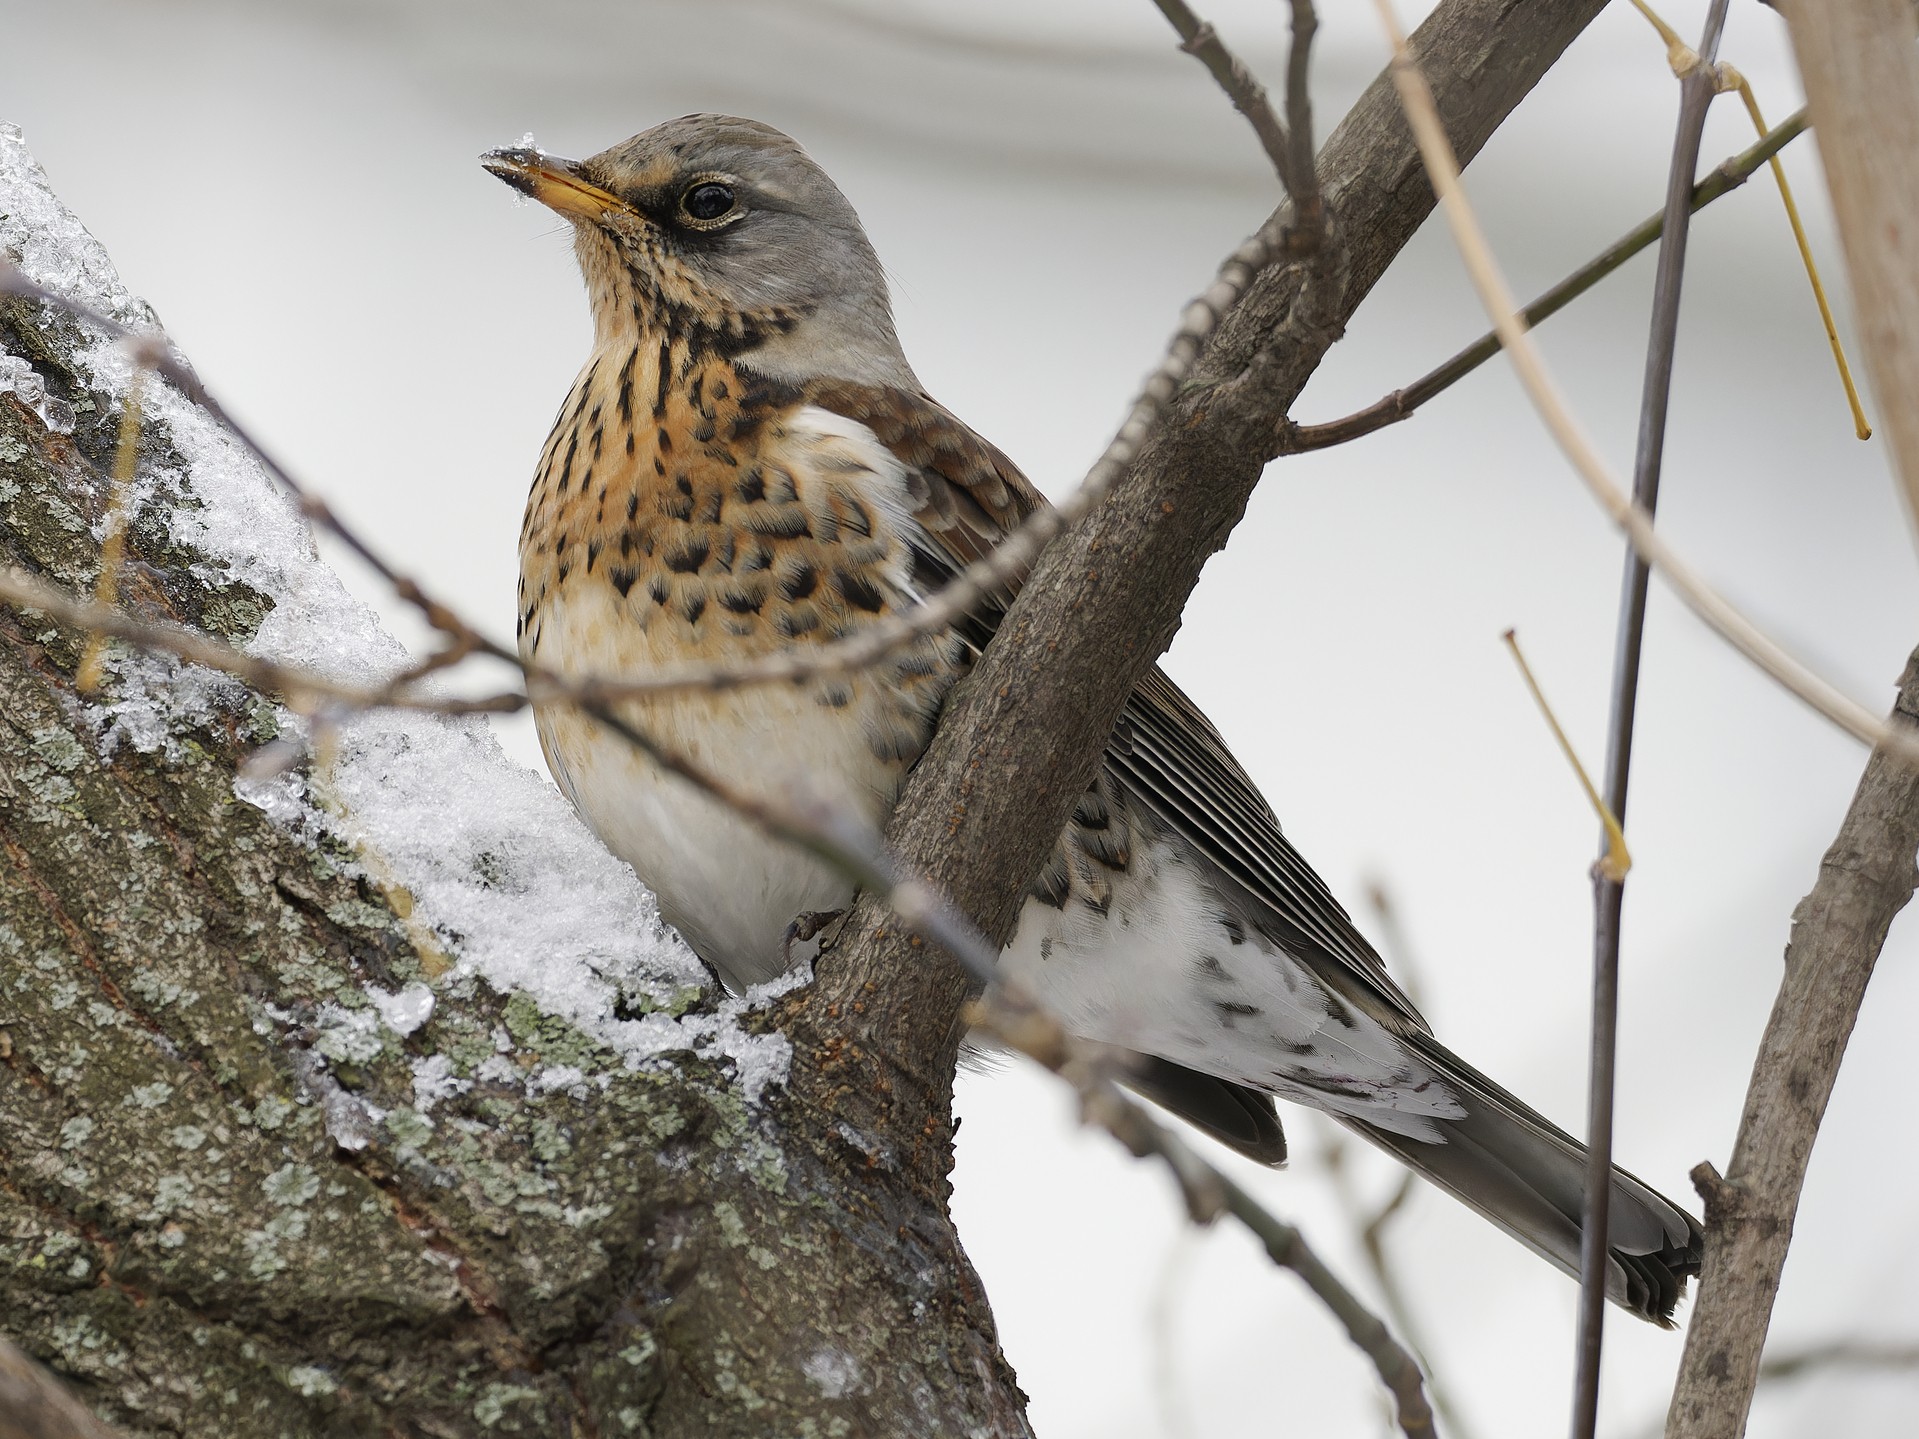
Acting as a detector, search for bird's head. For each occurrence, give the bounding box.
[483,114,914,388]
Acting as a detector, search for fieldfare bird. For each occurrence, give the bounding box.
[484,114,1702,1324]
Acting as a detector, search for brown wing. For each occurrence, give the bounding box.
[804,380,1038,638]
[803,382,1427,1038]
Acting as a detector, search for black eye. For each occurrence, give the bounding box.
[682,182,735,222]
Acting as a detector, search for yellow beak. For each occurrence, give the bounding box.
[481,147,627,222]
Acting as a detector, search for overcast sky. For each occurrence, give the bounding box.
[6,2,1917,1435]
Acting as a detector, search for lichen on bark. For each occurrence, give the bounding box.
[0,170,1023,1439]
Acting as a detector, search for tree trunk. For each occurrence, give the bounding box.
[0,159,1022,1438]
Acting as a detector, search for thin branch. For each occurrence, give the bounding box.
[0,267,515,671]
[1070,1077,1436,1439]
[1284,109,1807,453]
[1759,1339,1919,1383]
[1,245,1270,712]
[0,563,519,718]
[1578,4,1729,1434]
[1284,0,1322,231]
[1364,0,1919,771]
[1153,0,1301,197]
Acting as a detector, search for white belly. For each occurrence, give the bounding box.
[533,667,902,992]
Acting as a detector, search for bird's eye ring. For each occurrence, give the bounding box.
[680,180,738,227]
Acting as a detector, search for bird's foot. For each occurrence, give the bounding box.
[782,908,846,967]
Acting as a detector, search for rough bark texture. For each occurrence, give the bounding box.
[815,0,1614,1095]
[0,4,1611,1433]
[1663,650,1919,1439]
[1778,0,1919,542]
[0,296,1020,1437]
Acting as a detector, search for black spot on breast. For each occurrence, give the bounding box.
[652,339,671,417]
[617,347,636,423]
[720,589,764,615]
[648,576,671,605]
[736,469,765,503]
[683,592,707,624]
[779,562,818,601]
[688,373,705,412]
[775,609,821,637]
[676,473,693,497]
[657,427,673,454]
[692,417,716,444]
[1215,1001,1262,1018]
[666,539,710,573]
[609,566,639,598]
[586,538,603,572]
[627,493,640,522]
[832,568,885,613]
[1219,913,1247,946]
[747,508,811,540]
[741,545,772,572]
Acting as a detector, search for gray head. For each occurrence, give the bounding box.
[483,115,915,389]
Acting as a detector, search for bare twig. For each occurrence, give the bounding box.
[2,242,1272,712]
[1073,1079,1436,1439]
[0,563,518,717]
[1284,110,1807,452]
[1153,0,1301,198]
[1284,0,1321,229]
[1577,5,1729,1434]
[1664,649,1919,1437]
[0,267,515,669]
[1777,0,1919,542]
[1759,1339,1919,1383]
[1365,0,1919,771]
[1717,70,1870,440]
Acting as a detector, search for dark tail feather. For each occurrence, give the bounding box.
[1127,1057,1291,1166]
[1344,1035,1702,1326]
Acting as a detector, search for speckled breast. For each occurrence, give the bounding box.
[516,337,964,986]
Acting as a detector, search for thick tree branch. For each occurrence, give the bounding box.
[1664,648,1919,1439]
[814,0,1611,1124]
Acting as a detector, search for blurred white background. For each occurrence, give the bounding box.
[6,1,1916,1435]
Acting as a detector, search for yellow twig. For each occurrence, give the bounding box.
[1627,0,1702,78]
[1627,1,1871,440]
[1368,0,1919,768]
[76,362,147,692]
[1501,631,1631,883]
[1722,65,1873,440]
